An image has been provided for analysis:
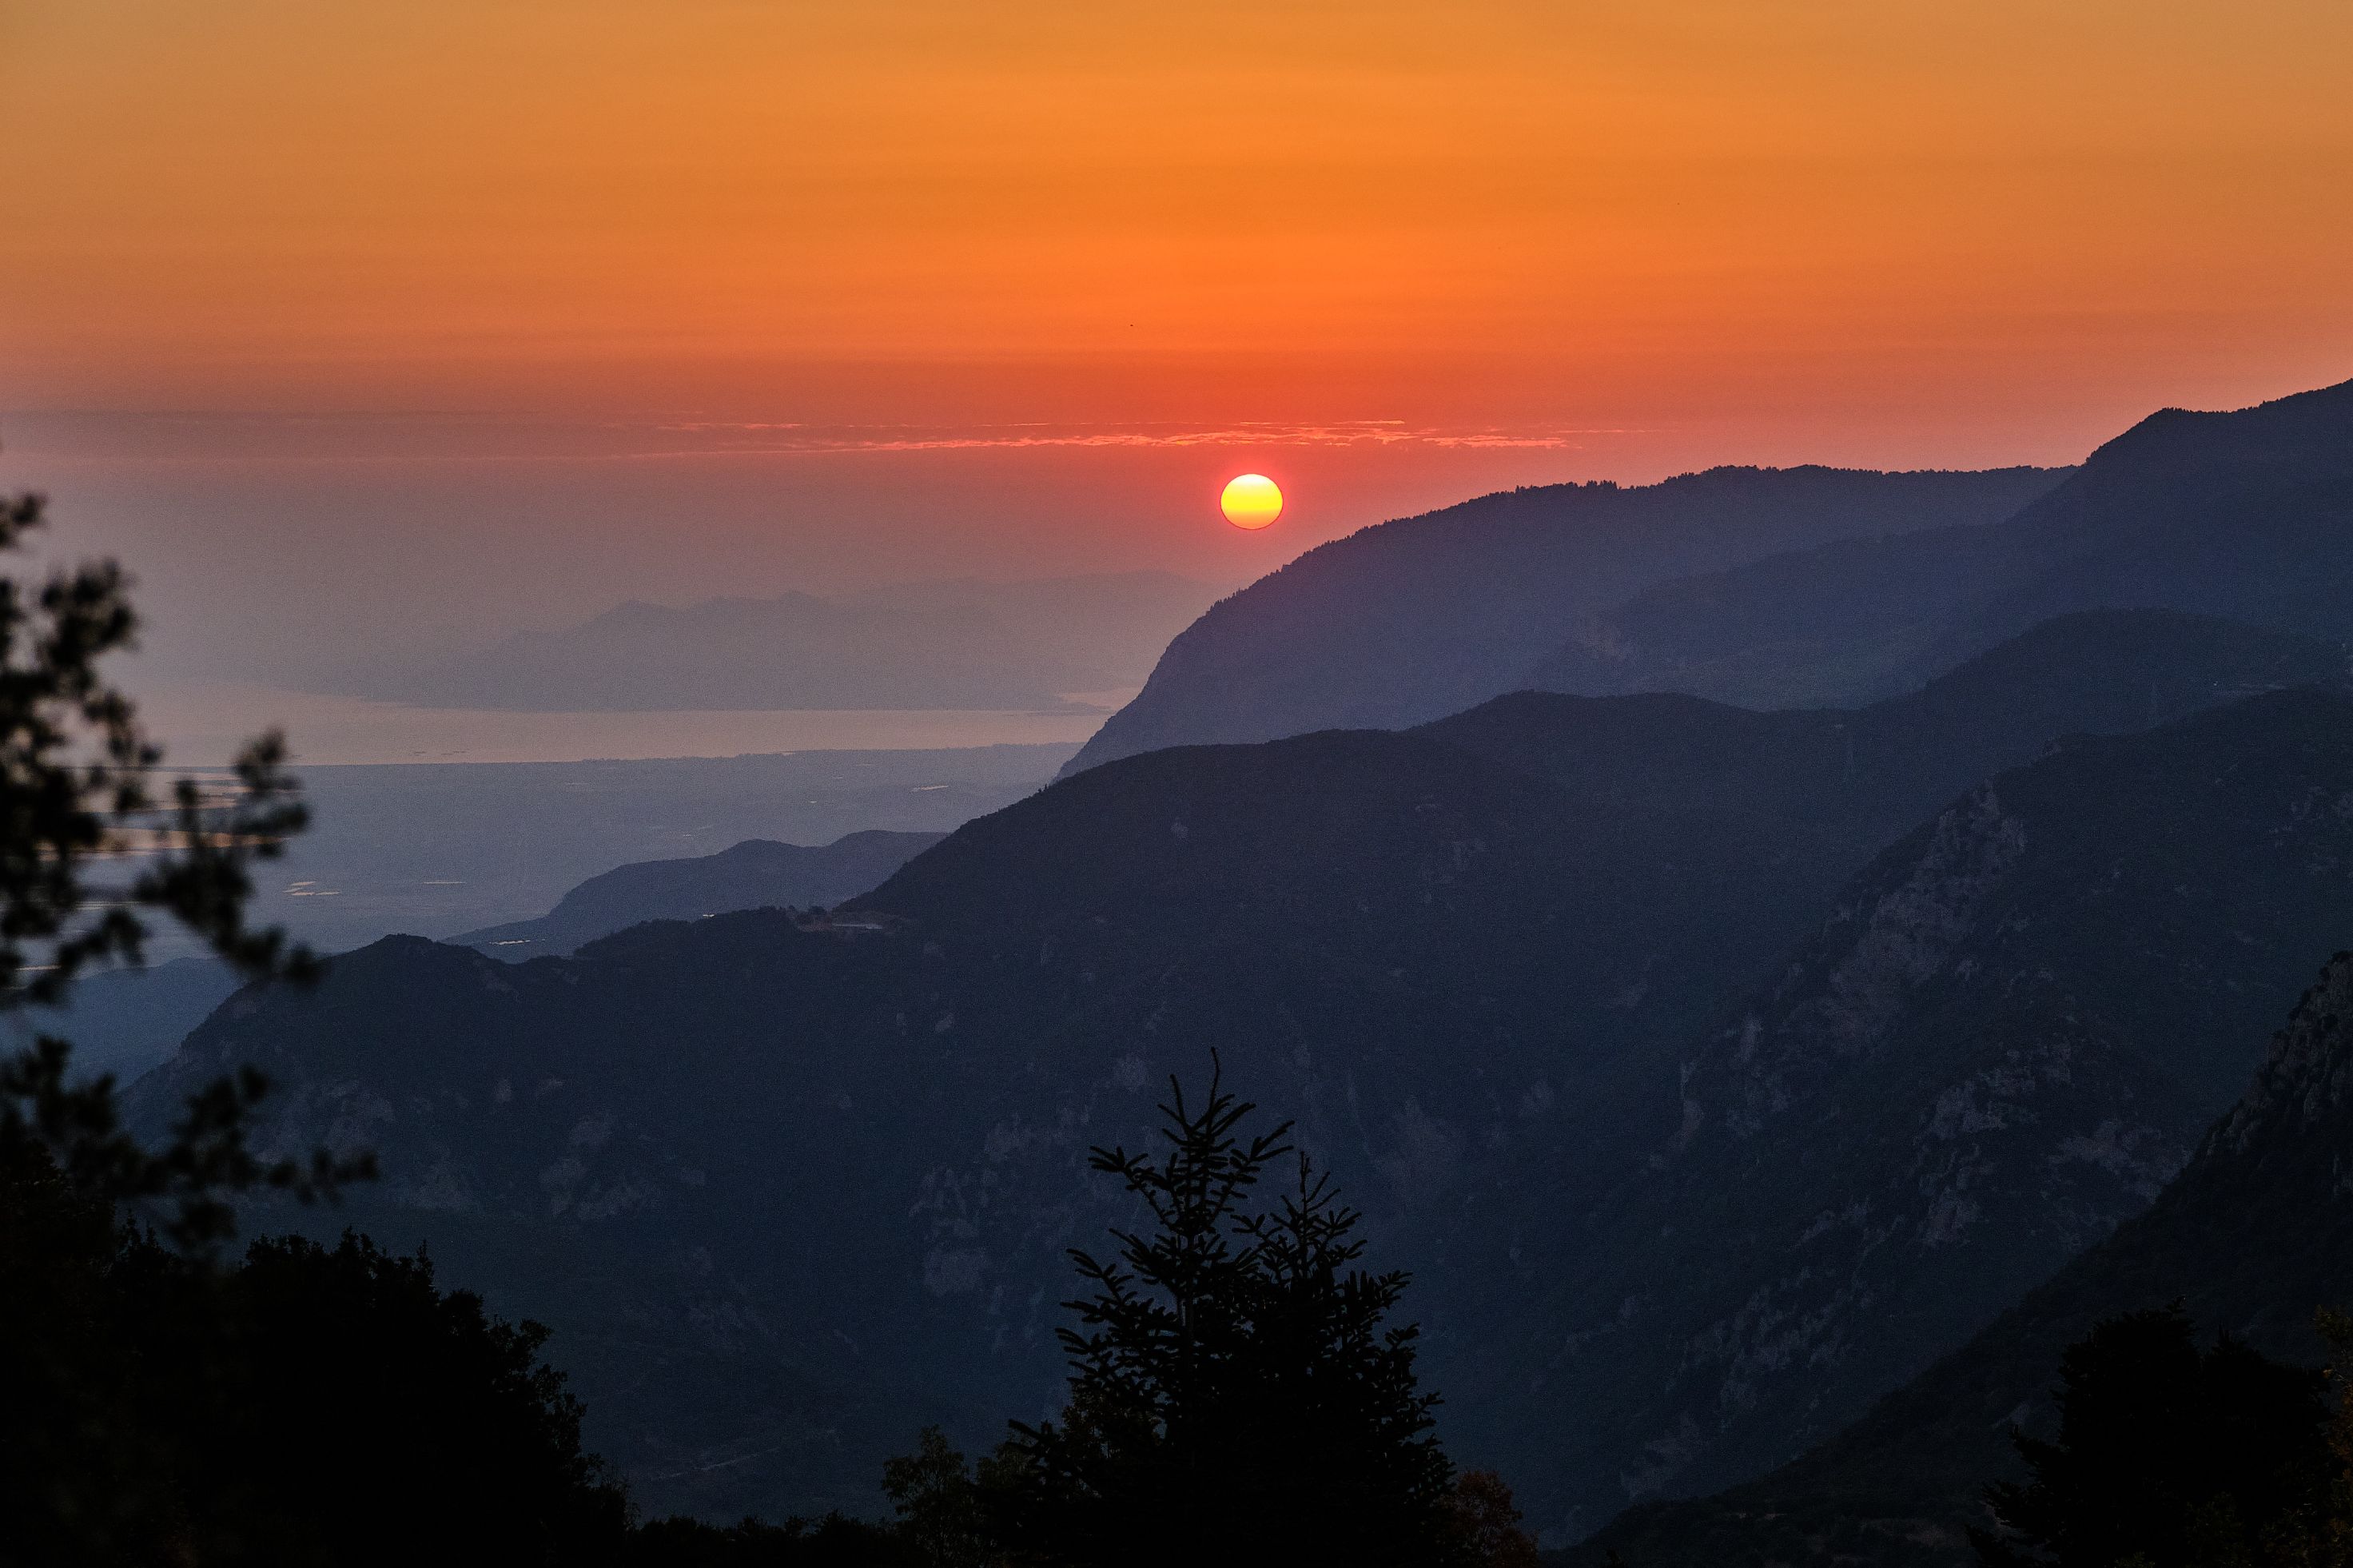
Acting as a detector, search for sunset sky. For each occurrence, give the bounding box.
[3,0,2350,684]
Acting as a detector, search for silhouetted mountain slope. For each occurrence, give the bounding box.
[1064,466,2064,774]
[1531,525,2067,710]
[250,743,1070,959]
[122,622,2349,1538]
[132,928,944,1520]
[450,830,943,960]
[1423,610,2343,854]
[131,713,1868,1525]
[4,956,241,1085]
[1575,950,2353,1568]
[1534,376,2353,707]
[1469,689,2353,1541]
[850,728,1832,1048]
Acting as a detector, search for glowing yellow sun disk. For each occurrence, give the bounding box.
[1220,473,1284,530]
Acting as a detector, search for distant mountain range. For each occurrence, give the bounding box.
[1575,949,2353,1567]
[251,743,1073,960]
[1071,377,2353,778]
[1532,376,2353,709]
[45,750,1067,1086]
[1419,608,2343,861]
[336,571,1220,712]
[451,830,944,960]
[1062,466,2067,774]
[124,603,2350,1539]
[6,956,243,1087]
[106,374,2353,1558]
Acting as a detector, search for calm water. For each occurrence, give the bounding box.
[135,679,1126,766]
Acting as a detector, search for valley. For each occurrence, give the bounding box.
[34,376,2353,1563]
[17,14,2353,1562]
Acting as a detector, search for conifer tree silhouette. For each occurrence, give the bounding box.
[1973,1306,2329,1566]
[0,487,368,1248]
[990,1057,1464,1567]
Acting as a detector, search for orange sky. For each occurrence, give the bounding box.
[2,0,2351,673]
[7,1,2351,412]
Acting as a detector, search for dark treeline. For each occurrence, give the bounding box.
[3,1069,1543,1566]
[6,1167,627,1565]
[1969,1306,2353,1568]
[4,1065,1540,1566]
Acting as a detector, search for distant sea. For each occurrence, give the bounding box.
[134,679,1129,767]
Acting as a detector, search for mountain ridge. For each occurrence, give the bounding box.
[1063,464,2067,775]
[450,830,944,960]
[122,611,2350,1535]
[1531,376,2353,709]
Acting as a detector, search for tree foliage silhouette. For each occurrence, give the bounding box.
[2301,1307,2353,1566]
[0,482,1005,1567]
[988,1058,1467,1568]
[882,1426,997,1568]
[627,1512,917,1567]
[0,483,387,1563]
[1445,1469,1543,1568]
[1972,1306,2331,1567]
[2,1159,651,1566]
[0,486,370,1248]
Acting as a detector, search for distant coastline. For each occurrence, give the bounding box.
[134,677,1124,767]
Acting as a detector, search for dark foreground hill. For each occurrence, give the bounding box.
[1534,376,2353,707]
[1063,465,2063,774]
[1577,949,2353,1566]
[124,620,2352,1538]
[138,726,1724,1526]
[451,830,944,960]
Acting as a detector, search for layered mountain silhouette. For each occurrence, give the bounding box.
[1069,378,2353,779]
[1447,688,2353,1538]
[253,743,1072,960]
[1576,949,2353,1566]
[1420,608,2343,858]
[350,571,1217,712]
[837,572,1228,695]
[451,830,943,960]
[1062,466,2064,774]
[1533,376,2353,708]
[124,609,2344,1537]
[6,955,241,1086]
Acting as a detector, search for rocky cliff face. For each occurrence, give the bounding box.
[2212,955,2353,1157]
[1575,952,2353,1567]
[1452,690,2353,1541]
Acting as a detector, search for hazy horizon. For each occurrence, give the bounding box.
[0,388,2263,710]
[8,1,2350,711]
[14,6,2353,1559]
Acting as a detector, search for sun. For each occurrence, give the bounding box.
[1220,473,1284,530]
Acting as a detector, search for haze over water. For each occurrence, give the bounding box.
[136,678,1124,767]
